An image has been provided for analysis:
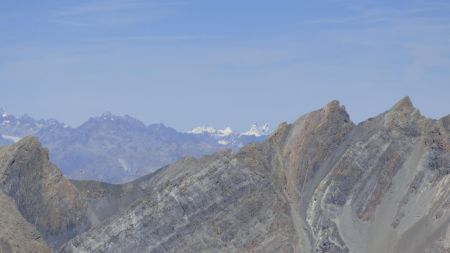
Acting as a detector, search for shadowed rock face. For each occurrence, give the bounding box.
[1,97,450,253]
[0,192,52,253]
[61,97,450,253]
[0,137,95,249]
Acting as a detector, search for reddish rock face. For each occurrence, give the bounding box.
[0,193,52,253]
[0,137,94,249]
[2,97,450,253]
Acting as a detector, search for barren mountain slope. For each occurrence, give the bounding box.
[1,97,448,253]
[0,137,96,249]
[63,97,450,253]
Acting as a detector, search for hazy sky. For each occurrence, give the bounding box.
[1,0,449,131]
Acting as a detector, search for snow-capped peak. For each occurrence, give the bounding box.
[189,126,217,135]
[217,127,233,137]
[190,123,270,137]
[189,126,233,137]
[241,123,270,137]
[260,123,270,133]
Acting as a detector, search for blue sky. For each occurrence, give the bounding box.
[0,0,449,131]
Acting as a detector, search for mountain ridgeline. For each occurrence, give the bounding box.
[0,97,449,253]
[0,109,268,183]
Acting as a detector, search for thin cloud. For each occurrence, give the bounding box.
[305,1,450,26]
[209,48,295,68]
[58,0,144,16]
[314,1,450,85]
[52,0,188,27]
[97,34,218,43]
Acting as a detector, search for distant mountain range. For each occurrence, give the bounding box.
[0,108,270,183]
[2,97,450,252]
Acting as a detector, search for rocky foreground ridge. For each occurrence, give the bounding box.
[0,97,449,253]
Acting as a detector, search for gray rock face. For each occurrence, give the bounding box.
[0,192,52,253]
[61,97,450,253]
[0,137,95,249]
[64,151,296,253]
[69,178,149,223]
[2,97,449,253]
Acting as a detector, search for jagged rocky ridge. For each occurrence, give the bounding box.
[0,97,449,253]
[0,111,268,183]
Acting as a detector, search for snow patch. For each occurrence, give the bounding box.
[189,126,218,134]
[217,127,233,137]
[190,123,270,138]
[218,140,229,145]
[1,134,22,143]
[118,158,130,172]
[241,123,270,137]
[189,126,233,137]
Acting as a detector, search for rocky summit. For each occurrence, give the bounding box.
[0,97,449,253]
[0,137,96,251]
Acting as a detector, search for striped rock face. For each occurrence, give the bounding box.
[1,97,449,253]
[60,97,450,253]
